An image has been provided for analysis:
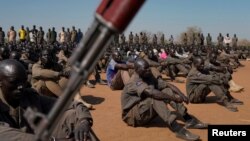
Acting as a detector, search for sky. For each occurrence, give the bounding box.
[1,0,250,41]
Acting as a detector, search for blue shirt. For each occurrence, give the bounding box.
[106,59,118,86]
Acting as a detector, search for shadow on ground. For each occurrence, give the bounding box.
[82,95,105,105]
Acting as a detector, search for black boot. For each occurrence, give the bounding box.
[222,99,238,112]
[185,118,208,129]
[170,121,200,141]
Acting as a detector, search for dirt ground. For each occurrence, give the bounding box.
[80,61,250,141]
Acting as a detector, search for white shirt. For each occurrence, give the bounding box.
[224,36,232,44]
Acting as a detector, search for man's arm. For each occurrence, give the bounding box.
[188,72,222,85]
[115,63,133,70]
[32,63,60,79]
[143,88,183,103]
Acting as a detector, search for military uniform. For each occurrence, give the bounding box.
[0,88,98,141]
[186,67,229,103]
[152,35,157,45]
[71,30,78,43]
[139,52,161,79]
[120,34,126,45]
[129,33,134,44]
[183,34,188,46]
[134,34,139,44]
[162,56,189,80]
[206,34,212,46]
[121,73,187,127]
[37,30,44,44]
[217,35,224,47]
[232,36,238,48]
[0,30,5,45]
[160,34,165,45]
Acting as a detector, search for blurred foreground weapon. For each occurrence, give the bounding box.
[24,0,145,140]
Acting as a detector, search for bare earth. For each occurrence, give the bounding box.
[80,61,250,141]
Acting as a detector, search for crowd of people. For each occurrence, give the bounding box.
[0,25,249,141]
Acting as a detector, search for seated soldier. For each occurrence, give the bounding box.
[56,48,107,88]
[106,50,133,90]
[161,49,188,83]
[121,58,208,141]
[0,59,99,141]
[186,57,243,112]
[205,53,243,92]
[31,49,93,109]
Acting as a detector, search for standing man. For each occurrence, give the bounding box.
[232,34,238,48]
[18,25,26,42]
[25,27,30,43]
[134,33,139,44]
[217,33,224,47]
[120,33,126,45]
[59,27,66,43]
[200,33,204,46]
[71,26,77,43]
[128,31,134,45]
[224,33,231,47]
[183,33,188,46]
[196,33,201,46]
[169,35,174,45]
[160,34,165,45]
[30,25,38,43]
[206,33,212,46]
[7,26,16,43]
[37,26,45,44]
[50,27,57,44]
[0,27,5,45]
[77,28,83,43]
[66,28,71,43]
[139,32,144,44]
[144,32,148,44]
[152,34,157,45]
[46,28,51,43]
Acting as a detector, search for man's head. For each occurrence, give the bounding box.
[39,26,43,31]
[62,27,65,31]
[9,51,21,60]
[147,49,154,59]
[10,26,14,30]
[209,53,217,64]
[112,50,122,62]
[21,25,24,29]
[40,49,52,66]
[134,58,151,78]
[0,47,10,60]
[33,25,36,29]
[72,26,75,30]
[0,59,28,103]
[193,57,204,72]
